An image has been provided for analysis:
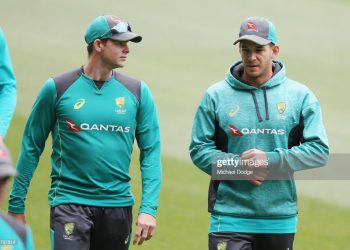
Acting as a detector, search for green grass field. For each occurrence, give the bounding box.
[1,0,350,249]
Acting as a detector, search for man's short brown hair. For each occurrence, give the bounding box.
[87,39,109,56]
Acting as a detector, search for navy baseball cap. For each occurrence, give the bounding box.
[85,15,142,44]
[233,17,277,45]
[0,144,17,178]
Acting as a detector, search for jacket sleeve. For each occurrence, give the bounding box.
[189,92,237,175]
[8,79,56,213]
[267,92,329,172]
[26,226,35,250]
[0,28,16,139]
[135,82,162,218]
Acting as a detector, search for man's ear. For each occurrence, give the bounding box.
[93,39,103,52]
[272,44,280,59]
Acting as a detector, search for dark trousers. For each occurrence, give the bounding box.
[209,232,294,250]
[50,204,132,250]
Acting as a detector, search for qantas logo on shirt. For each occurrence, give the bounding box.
[66,119,82,132]
[229,124,285,136]
[66,119,130,133]
[229,125,243,136]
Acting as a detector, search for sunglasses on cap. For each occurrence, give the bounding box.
[100,22,132,39]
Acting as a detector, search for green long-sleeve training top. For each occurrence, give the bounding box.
[9,67,162,217]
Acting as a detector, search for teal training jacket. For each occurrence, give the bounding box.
[0,27,16,138]
[0,212,34,250]
[9,68,161,217]
[190,61,329,222]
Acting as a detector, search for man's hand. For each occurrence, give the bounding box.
[133,213,156,246]
[8,212,26,224]
[240,148,269,186]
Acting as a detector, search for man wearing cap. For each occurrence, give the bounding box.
[8,15,161,250]
[189,17,328,249]
[0,144,34,250]
[0,27,17,145]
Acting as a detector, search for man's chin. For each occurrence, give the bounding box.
[115,63,126,69]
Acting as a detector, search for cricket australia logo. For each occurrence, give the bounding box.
[63,223,75,240]
[115,97,127,115]
[277,101,286,120]
[217,241,227,250]
[277,102,286,114]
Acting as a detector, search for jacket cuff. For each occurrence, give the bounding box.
[8,204,25,214]
[267,152,280,169]
[139,205,157,218]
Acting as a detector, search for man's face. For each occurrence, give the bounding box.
[239,40,279,85]
[100,39,130,69]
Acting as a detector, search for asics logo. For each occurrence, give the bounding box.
[74,99,85,110]
[228,105,240,117]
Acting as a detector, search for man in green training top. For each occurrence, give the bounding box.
[190,17,328,250]
[8,15,162,250]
